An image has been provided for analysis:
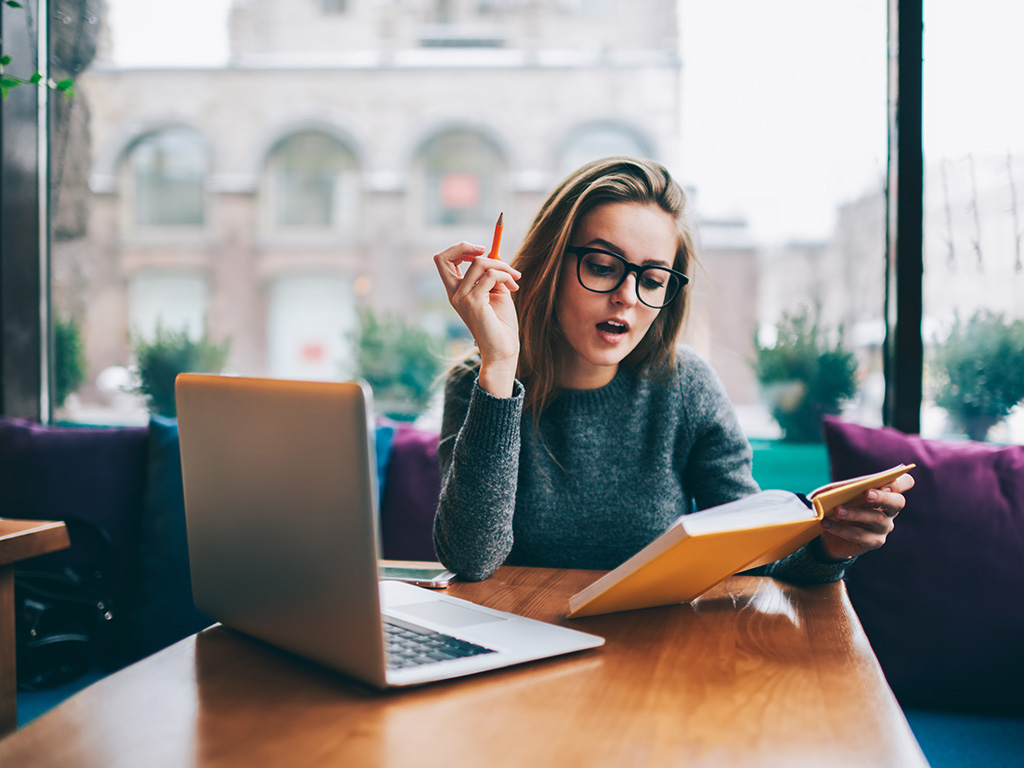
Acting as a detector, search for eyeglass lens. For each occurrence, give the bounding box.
[577,250,680,307]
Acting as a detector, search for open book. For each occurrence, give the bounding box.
[566,463,915,618]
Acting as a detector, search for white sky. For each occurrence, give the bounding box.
[106,0,231,67]
[105,0,1024,245]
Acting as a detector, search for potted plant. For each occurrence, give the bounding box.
[752,309,859,443]
[131,323,231,417]
[351,307,445,421]
[930,310,1024,441]
[53,313,86,408]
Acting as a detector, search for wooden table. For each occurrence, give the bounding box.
[0,519,71,736]
[0,567,927,767]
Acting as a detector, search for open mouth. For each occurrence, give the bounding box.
[597,320,628,335]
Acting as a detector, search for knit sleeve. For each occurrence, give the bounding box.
[675,349,760,509]
[742,538,855,583]
[432,365,524,581]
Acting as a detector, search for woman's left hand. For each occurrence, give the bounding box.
[818,472,915,561]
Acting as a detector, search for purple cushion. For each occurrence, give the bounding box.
[379,424,440,561]
[822,416,1024,714]
[0,418,149,664]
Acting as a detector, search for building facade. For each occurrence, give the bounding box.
[52,0,762,422]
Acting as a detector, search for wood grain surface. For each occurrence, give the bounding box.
[0,566,926,767]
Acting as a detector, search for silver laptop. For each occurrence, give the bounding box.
[175,373,603,689]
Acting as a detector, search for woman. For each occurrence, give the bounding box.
[432,156,912,581]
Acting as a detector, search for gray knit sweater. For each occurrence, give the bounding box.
[433,346,852,584]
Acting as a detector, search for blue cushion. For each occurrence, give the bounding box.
[904,708,1024,768]
[375,419,398,500]
[129,416,212,660]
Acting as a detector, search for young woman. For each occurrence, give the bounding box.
[431,156,912,581]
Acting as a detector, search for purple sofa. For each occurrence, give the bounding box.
[0,415,442,693]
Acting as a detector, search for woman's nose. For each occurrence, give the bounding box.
[612,274,638,306]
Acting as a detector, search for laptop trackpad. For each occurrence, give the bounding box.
[390,600,508,629]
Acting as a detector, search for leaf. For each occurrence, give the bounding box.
[0,55,10,67]
[56,78,74,92]
[29,71,42,84]
[4,1,25,8]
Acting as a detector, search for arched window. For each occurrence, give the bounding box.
[417,130,504,227]
[126,128,209,227]
[265,131,360,232]
[556,124,651,178]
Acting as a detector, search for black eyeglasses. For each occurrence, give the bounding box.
[566,246,689,309]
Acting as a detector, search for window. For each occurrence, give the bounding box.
[418,130,505,228]
[1,0,983,445]
[680,1,888,438]
[266,275,356,381]
[265,131,360,232]
[556,124,651,179]
[128,271,209,342]
[918,0,1024,443]
[124,129,209,228]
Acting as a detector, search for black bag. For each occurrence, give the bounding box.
[15,518,118,691]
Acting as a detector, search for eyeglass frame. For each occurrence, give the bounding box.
[565,246,690,308]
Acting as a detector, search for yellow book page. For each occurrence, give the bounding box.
[810,463,916,516]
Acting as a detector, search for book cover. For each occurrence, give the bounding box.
[566,463,914,618]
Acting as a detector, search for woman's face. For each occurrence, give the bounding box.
[555,201,679,390]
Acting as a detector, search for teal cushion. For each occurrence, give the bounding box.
[129,416,212,660]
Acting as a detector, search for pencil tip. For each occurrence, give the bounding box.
[497,212,504,225]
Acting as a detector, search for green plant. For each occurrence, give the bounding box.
[0,0,75,100]
[53,313,86,407]
[351,308,445,420]
[752,309,858,443]
[930,310,1024,441]
[132,323,230,417]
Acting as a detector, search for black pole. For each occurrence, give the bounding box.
[0,0,44,421]
[884,0,924,434]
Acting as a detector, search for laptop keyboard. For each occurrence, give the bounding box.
[384,620,497,670]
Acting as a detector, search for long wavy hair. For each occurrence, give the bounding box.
[509,156,698,414]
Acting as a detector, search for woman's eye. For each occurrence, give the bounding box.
[641,275,666,290]
[585,260,615,276]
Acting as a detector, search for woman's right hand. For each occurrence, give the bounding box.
[433,241,521,398]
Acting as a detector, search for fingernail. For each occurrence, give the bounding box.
[836,507,849,518]
[867,490,878,501]
[822,520,833,529]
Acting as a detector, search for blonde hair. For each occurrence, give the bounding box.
[510,156,697,414]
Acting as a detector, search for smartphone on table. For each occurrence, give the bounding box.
[379,560,456,588]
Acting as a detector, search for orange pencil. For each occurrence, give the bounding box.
[489,212,504,261]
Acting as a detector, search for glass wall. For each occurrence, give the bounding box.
[920,0,1024,444]
[47,0,689,426]
[679,1,888,441]
[38,1,1013,446]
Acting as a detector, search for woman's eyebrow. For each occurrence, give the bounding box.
[582,238,673,268]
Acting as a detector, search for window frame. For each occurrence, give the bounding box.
[0,0,926,427]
